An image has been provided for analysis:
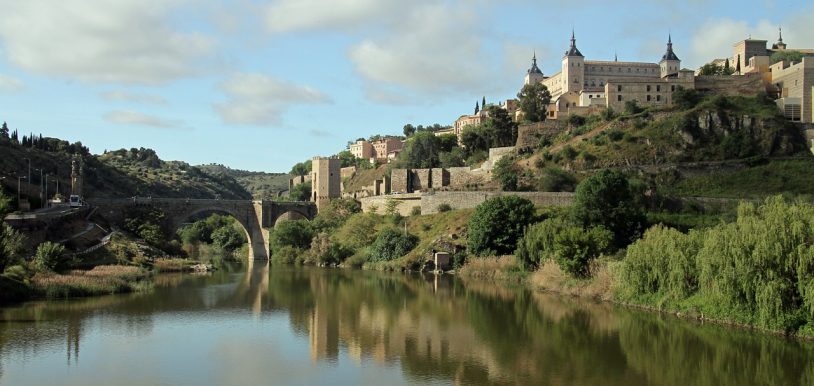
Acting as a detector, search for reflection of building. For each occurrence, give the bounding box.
[308,303,339,363]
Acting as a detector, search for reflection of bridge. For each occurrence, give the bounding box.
[88,198,317,259]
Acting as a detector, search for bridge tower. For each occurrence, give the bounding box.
[311,156,340,211]
[71,158,83,196]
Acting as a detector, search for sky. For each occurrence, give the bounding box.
[1,0,812,173]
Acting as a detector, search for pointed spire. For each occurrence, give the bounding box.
[614,52,618,62]
[779,27,783,42]
[661,33,680,62]
[527,50,542,74]
[565,29,583,57]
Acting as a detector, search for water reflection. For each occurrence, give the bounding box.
[1,263,812,386]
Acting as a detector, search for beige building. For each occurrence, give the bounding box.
[349,140,374,159]
[371,138,403,160]
[526,31,691,118]
[311,156,341,210]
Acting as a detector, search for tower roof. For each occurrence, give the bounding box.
[565,29,583,57]
[527,51,543,74]
[661,34,680,61]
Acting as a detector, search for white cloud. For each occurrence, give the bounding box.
[104,110,181,129]
[348,3,495,97]
[214,73,330,125]
[102,91,167,105]
[264,0,412,33]
[0,0,215,84]
[0,74,23,91]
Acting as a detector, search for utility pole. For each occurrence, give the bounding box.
[45,174,48,208]
[17,176,26,210]
[24,158,30,194]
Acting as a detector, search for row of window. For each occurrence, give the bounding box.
[617,84,678,92]
[617,94,664,102]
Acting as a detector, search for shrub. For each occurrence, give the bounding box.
[561,145,577,160]
[515,218,568,270]
[600,108,616,121]
[270,220,314,254]
[607,130,624,142]
[437,203,452,212]
[410,206,421,216]
[334,213,378,251]
[572,169,645,248]
[624,100,644,115]
[309,233,352,265]
[270,246,303,265]
[493,155,518,191]
[1,223,26,272]
[567,114,587,127]
[620,225,703,302]
[368,228,419,262]
[537,167,577,192]
[312,198,361,231]
[468,196,536,256]
[211,224,246,251]
[34,242,68,272]
[552,226,613,278]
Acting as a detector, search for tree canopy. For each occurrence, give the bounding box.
[571,169,645,248]
[467,195,536,256]
[517,83,552,123]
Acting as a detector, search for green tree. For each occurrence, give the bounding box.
[515,217,568,270]
[0,121,9,140]
[517,83,552,123]
[770,50,805,64]
[312,198,361,231]
[399,131,440,168]
[33,242,68,272]
[571,169,645,248]
[537,167,577,192]
[673,87,702,109]
[290,160,312,176]
[211,224,247,251]
[467,196,536,256]
[289,181,311,201]
[403,124,416,137]
[439,147,466,168]
[552,226,613,278]
[0,223,26,272]
[493,155,519,191]
[368,228,418,262]
[269,220,314,255]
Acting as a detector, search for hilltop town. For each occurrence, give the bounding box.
[293,30,814,214]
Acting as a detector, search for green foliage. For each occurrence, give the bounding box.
[517,83,552,122]
[467,196,536,256]
[410,206,421,216]
[270,245,303,265]
[600,108,616,121]
[515,218,567,270]
[437,203,452,212]
[572,169,645,248]
[270,220,314,255]
[312,197,361,231]
[211,224,247,251]
[493,155,518,191]
[620,197,814,333]
[123,208,169,247]
[537,167,577,192]
[698,62,735,75]
[290,160,312,176]
[289,181,311,202]
[552,226,613,278]
[624,100,644,115]
[439,147,466,168]
[309,233,353,265]
[368,228,418,262]
[33,242,68,272]
[567,114,586,127]
[560,145,577,160]
[0,223,26,273]
[673,87,702,109]
[770,50,805,64]
[398,131,440,168]
[333,213,378,251]
[621,225,703,302]
[0,190,12,217]
[460,106,518,153]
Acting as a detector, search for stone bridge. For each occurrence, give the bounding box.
[87,198,317,260]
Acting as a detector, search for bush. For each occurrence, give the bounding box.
[270,246,303,265]
[211,224,247,251]
[311,198,361,231]
[1,223,26,272]
[572,169,645,248]
[437,203,452,212]
[334,213,378,251]
[34,242,68,272]
[309,233,353,265]
[493,155,518,191]
[561,145,577,160]
[552,226,613,278]
[270,220,314,254]
[515,218,568,270]
[567,114,587,127]
[410,206,422,216]
[537,167,577,192]
[620,225,703,302]
[600,108,616,121]
[368,228,419,262]
[624,100,644,115]
[468,196,536,256]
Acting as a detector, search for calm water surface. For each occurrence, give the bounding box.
[1,262,813,386]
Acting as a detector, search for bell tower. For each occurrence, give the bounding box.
[562,30,584,93]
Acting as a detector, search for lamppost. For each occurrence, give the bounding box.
[44,173,49,208]
[24,158,30,192]
[17,176,27,210]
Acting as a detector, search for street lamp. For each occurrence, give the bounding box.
[24,158,30,191]
[17,176,27,210]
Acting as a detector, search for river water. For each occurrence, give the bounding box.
[1,262,812,386]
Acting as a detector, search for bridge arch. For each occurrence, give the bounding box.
[272,209,310,227]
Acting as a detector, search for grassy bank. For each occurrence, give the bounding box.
[32,265,152,299]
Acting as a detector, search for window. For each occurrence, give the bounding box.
[617,85,622,92]
[656,85,661,92]
[618,68,621,72]
[575,78,579,83]
[671,85,675,92]
[617,95,623,101]
[656,95,661,102]
[647,95,651,101]
[628,68,631,73]
[646,85,651,92]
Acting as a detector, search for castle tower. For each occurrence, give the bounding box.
[310,156,341,211]
[524,51,545,85]
[562,29,584,93]
[772,27,787,50]
[659,34,681,78]
[70,158,83,196]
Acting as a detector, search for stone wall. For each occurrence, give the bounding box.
[516,121,566,150]
[413,169,431,191]
[431,168,448,189]
[694,74,765,96]
[448,167,488,188]
[360,191,574,215]
[391,169,409,193]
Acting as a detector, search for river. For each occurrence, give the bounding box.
[1,262,812,386]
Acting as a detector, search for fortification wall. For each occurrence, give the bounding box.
[391,169,409,193]
[516,121,566,150]
[420,191,574,214]
[695,74,765,96]
[359,193,422,216]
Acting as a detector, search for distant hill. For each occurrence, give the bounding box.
[196,164,291,200]
[0,139,252,201]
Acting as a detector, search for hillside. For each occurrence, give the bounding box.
[513,93,813,198]
[196,164,291,200]
[0,140,251,202]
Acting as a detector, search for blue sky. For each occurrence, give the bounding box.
[0,0,812,172]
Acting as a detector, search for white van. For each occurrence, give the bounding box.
[69,195,83,207]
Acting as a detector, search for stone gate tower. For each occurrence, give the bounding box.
[311,156,340,211]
